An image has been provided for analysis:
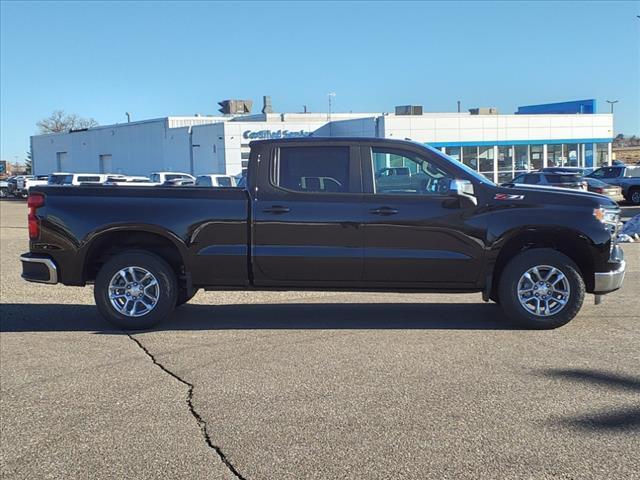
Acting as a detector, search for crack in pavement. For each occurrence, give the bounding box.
[126,333,248,480]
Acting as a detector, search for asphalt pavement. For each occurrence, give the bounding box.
[1,199,638,480]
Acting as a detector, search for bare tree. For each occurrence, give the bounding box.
[37,110,99,134]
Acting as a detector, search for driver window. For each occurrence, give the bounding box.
[372,148,452,195]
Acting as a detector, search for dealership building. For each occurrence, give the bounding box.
[31,99,614,183]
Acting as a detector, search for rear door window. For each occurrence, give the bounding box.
[523,174,540,184]
[275,146,352,193]
[217,177,233,187]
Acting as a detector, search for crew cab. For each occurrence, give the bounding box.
[21,138,626,330]
[587,165,640,204]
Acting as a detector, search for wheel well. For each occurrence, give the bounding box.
[491,230,595,297]
[83,231,185,284]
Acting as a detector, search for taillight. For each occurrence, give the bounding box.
[594,187,604,194]
[27,193,45,240]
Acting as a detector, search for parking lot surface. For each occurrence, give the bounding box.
[1,199,639,479]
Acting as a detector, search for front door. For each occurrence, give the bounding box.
[362,145,484,287]
[252,143,364,286]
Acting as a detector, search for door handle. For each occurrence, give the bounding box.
[262,205,291,214]
[370,207,399,216]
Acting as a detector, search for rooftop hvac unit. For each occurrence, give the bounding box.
[218,99,253,115]
[469,107,499,115]
[395,105,423,116]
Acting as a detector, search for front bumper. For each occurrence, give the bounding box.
[20,253,58,284]
[594,245,625,294]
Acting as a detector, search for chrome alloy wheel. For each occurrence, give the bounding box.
[517,265,570,317]
[108,266,159,317]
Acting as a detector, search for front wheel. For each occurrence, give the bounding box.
[94,250,178,329]
[498,249,585,329]
[627,187,640,205]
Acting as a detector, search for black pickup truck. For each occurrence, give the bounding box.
[21,137,626,329]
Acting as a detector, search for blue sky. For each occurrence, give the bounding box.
[1,0,638,162]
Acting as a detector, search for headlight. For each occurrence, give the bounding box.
[593,207,620,225]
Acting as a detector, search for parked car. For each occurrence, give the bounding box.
[582,177,624,202]
[47,173,114,186]
[104,175,156,187]
[149,172,195,184]
[162,178,195,186]
[196,174,237,187]
[22,137,625,331]
[375,167,430,193]
[504,172,587,191]
[541,167,594,176]
[6,175,35,197]
[0,177,9,198]
[587,166,640,204]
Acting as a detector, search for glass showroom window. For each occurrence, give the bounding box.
[547,144,563,167]
[565,144,579,167]
[530,145,544,170]
[497,146,514,184]
[462,146,478,170]
[478,146,495,181]
[584,144,594,167]
[514,145,529,173]
[596,143,609,166]
[445,146,461,163]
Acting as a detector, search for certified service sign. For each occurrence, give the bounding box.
[242,129,312,140]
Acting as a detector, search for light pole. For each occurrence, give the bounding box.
[125,112,131,123]
[606,100,618,114]
[327,92,336,121]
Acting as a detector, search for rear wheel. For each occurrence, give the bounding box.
[498,249,585,329]
[94,250,178,329]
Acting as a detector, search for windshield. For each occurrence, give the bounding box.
[48,174,68,185]
[422,144,495,185]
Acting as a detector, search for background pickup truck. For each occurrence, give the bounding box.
[21,138,625,330]
[588,165,640,204]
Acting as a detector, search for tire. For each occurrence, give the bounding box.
[498,248,585,329]
[176,288,198,307]
[94,250,178,329]
[628,187,640,205]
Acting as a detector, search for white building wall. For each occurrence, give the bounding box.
[380,113,614,144]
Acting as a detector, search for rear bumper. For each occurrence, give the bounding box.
[20,253,58,284]
[594,245,625,294]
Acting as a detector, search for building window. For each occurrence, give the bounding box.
[462,146,478,170]
[478,146,494,178]
[446,146,461,162]
[565,144,579,167]
[241,152,250,160]
[514,145,529,172]
[547,144,563,167]
[596,143,609,166]
[530,145,543,170]
[497,146,514,183]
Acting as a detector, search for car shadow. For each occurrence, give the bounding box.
[0,302,521,333]
[541,368,640,431]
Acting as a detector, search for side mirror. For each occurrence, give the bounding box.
[449,179,477,206]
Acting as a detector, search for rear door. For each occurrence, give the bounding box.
[361,144,484,287]
[251,142,364,286]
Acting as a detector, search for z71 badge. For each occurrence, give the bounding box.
[494,193,525,201]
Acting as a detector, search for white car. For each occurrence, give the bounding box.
[23,175,49,192]
[196,174,237,187]
[106,175,157,187]
[48,173,125,186]
[149,172,195,184]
